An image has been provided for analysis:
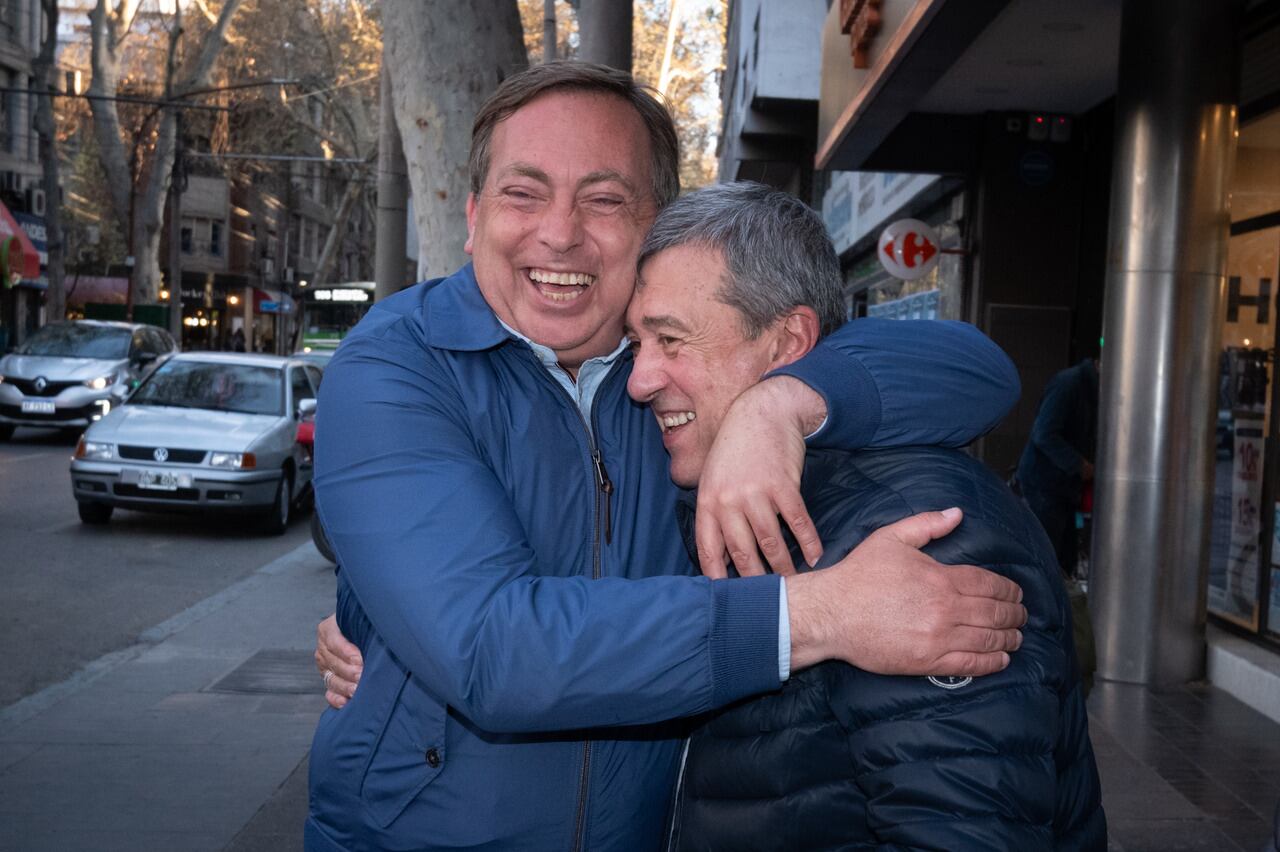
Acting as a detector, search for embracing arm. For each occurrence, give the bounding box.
[774,318,1020,449]
[696,319,1019,576]
[313,333,781,733]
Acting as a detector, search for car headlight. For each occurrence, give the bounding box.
[85,372,119,391]
[75,438,115,460]
[209,451,257,470]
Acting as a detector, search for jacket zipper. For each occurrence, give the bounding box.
[532,354,624,852]
[663,738,692,852]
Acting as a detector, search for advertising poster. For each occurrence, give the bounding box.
[1216,414,1264,624]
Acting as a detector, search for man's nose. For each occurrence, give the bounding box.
[626,344,665,402]
[537,197,584,253]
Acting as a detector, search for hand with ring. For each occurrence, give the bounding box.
[315,614,363,709]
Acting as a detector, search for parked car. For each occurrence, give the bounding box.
[293,396,337,563]
[0,320,177,439]
[293,347,336,370]
[69,352,324,533]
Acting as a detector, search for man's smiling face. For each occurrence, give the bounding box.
[466,90,657,372]
[626,244,785,488]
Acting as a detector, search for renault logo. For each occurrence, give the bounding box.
[153,447,169,462]
[34,376,46,392]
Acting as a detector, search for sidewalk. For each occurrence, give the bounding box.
[1,538,1278,851]
[0,542,334,852]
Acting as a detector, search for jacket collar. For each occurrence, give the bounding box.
[422,264,514,352]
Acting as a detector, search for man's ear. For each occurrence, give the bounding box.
[464,193,478,255]
[769,306,821,370]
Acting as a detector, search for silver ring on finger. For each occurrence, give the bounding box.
[323,669,335,691]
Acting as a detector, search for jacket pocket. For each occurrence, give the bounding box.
[358,671,448,828]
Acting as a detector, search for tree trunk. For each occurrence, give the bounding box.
[543,0,557,61]
[375,61,408,303]
[33,0,63,323]
[578,0,632,71]
[313,173,364,287]
[130,106,178,307]
[382,0,527,280]
[87,0,243,310]
[86,1,137,235]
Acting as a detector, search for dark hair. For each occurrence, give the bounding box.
[469,61,680,208]
[638,182,847,338]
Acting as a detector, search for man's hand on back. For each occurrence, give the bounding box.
[316,614,363,709]
[696,376,828,577]
[786,508,1027,677]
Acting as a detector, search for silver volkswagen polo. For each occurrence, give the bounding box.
[69,352,322,534]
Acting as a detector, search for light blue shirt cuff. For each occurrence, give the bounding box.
[778,579,791,681]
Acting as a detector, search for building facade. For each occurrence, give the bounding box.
[0,0,48,350]
[718,0,1280,715]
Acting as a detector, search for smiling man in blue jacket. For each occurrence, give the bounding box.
[306,62,1026,851]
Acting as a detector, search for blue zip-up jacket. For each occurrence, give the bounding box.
[305,265,1020,852]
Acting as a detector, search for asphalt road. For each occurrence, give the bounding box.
[0,426,315,709]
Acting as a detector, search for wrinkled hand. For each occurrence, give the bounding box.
[315,614,363,709]
[695,376,827,578]
[786,508,1027,677]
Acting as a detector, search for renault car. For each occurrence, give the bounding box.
[0,320,176,439]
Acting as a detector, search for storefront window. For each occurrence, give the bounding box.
[1209,225,1277,629]
[864,218,964,321]
[1208,109,1280,637]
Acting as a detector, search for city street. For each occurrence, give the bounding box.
[0,427,314,708]
[0,425,330,851]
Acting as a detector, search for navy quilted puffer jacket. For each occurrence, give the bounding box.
[669,446,1106,851]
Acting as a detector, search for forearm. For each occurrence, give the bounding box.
[340,541,782,731]
[782,570,836,672]
[773,318,1020,449]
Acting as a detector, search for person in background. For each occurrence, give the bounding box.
[1017,355,1099,578]
[1016,353,1101,693]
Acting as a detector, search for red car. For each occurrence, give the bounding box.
[296,398,336,564]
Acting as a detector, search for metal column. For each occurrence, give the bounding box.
[1092,0,1241,684]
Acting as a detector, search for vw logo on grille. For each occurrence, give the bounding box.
[153,447,169,462]
[34,376,47,393]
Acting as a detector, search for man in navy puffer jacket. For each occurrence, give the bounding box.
[625,183,1106,851]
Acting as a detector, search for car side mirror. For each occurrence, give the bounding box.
[134,351,158,365]
[297,398,318,418]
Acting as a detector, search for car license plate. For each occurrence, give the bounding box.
[138,468,190,491]
[21,400,55,414]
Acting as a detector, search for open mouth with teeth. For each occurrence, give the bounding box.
[659,411,696,432]
[528,268,597,302]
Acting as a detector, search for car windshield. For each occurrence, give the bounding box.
[294,350,334,368]
[16,323,131,359]
[130,361,283,415]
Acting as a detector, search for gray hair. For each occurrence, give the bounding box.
[636,182,846,338]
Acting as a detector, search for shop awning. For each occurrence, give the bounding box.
[254,288,295,314]
[0,199,41,282]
